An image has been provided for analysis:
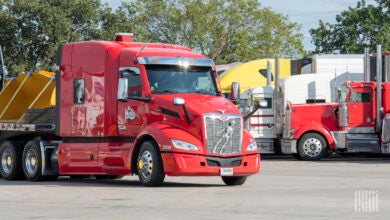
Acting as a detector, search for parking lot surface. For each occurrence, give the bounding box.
[1,156,389,219]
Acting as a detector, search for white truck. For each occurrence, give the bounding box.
[241,54,365,154]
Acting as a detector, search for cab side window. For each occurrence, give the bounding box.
[122,68,142,97]
[74,78,85,104]
[350,91,371,103]
[356,92,371,102]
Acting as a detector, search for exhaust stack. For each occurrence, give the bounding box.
[376,45,382,133]
[266,60,272,86]
[364,47,370,82]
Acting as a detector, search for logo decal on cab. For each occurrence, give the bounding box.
[125,106,136,120]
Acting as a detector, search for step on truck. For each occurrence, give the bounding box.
[0,34,260,186]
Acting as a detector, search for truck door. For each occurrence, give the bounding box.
[348,85,374,129]
[117,67,146,137]
[250,93,275,138]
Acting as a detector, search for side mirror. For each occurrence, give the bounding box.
[230,82,240,105]
[117,78,128,102]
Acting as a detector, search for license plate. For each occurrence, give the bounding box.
[220,168,233,176]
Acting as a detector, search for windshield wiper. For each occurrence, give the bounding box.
[194,90,216,95]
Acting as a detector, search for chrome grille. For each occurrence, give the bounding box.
[204,114,242,155]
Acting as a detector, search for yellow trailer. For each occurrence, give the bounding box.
[0,71,56,123]
[219,59,292,98]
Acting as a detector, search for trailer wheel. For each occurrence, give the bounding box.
[137,141,165,186]
[22,140,45,181]
[222,176,247,186]
[298,133,328,161]
[0,141,24,180]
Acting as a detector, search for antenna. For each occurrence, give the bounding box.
[134,44,147,64]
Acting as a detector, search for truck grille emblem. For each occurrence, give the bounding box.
[204,114,242,155]
[217,109,226,114]
[214,121,235,154]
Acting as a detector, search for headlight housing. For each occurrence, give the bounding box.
[247,141,258,151]
[171,139,199,151]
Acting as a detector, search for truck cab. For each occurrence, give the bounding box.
[282,80,390,160]
[0,34,260,186]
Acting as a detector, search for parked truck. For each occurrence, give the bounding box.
[240,72,363,154]
[239,54,365,155]
[280,49,390,160]
[0,34,260,185]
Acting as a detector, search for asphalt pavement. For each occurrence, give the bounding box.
[0,156,389,219]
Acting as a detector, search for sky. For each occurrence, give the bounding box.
[103,0,377,51]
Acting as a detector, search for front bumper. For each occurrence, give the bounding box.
[161,153,260,176]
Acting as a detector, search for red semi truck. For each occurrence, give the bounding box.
[0,34,260,186]
[281,74,390,160]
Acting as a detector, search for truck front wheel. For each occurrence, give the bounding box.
[0,141,24,180]
[137,141,165,186]
[222,176,247,186]
[298,133,328,161]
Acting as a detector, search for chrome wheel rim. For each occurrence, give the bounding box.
[25,149,38,175]
[138,150,153,179]
[1,150,12,174]
[302,138,322,157]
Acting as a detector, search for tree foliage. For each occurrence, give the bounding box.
[0,0,304,75]
[115,0,304,64]
[310,0,390,54]
[0,0,101,75]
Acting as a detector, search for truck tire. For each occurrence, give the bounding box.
[22,140,46,181]
[0,141,24,180]
[298,133,328,161]
[222,176,247,186]
[137,141,165,186]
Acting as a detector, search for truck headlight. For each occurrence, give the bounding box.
[247,141,258,151]
[171,139,199,151]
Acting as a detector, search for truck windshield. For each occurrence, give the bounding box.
[146,65,217,95]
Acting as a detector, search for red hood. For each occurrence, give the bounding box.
[152,94,240,115]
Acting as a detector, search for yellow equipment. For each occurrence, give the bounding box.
[219,59,292,97]
[0,71,56,122]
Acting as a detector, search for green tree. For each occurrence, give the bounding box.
[310,0,390,54]
[0,0,102,75]
[97,2,137,41]
[118,0,304,63]
[0,0,304,73]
